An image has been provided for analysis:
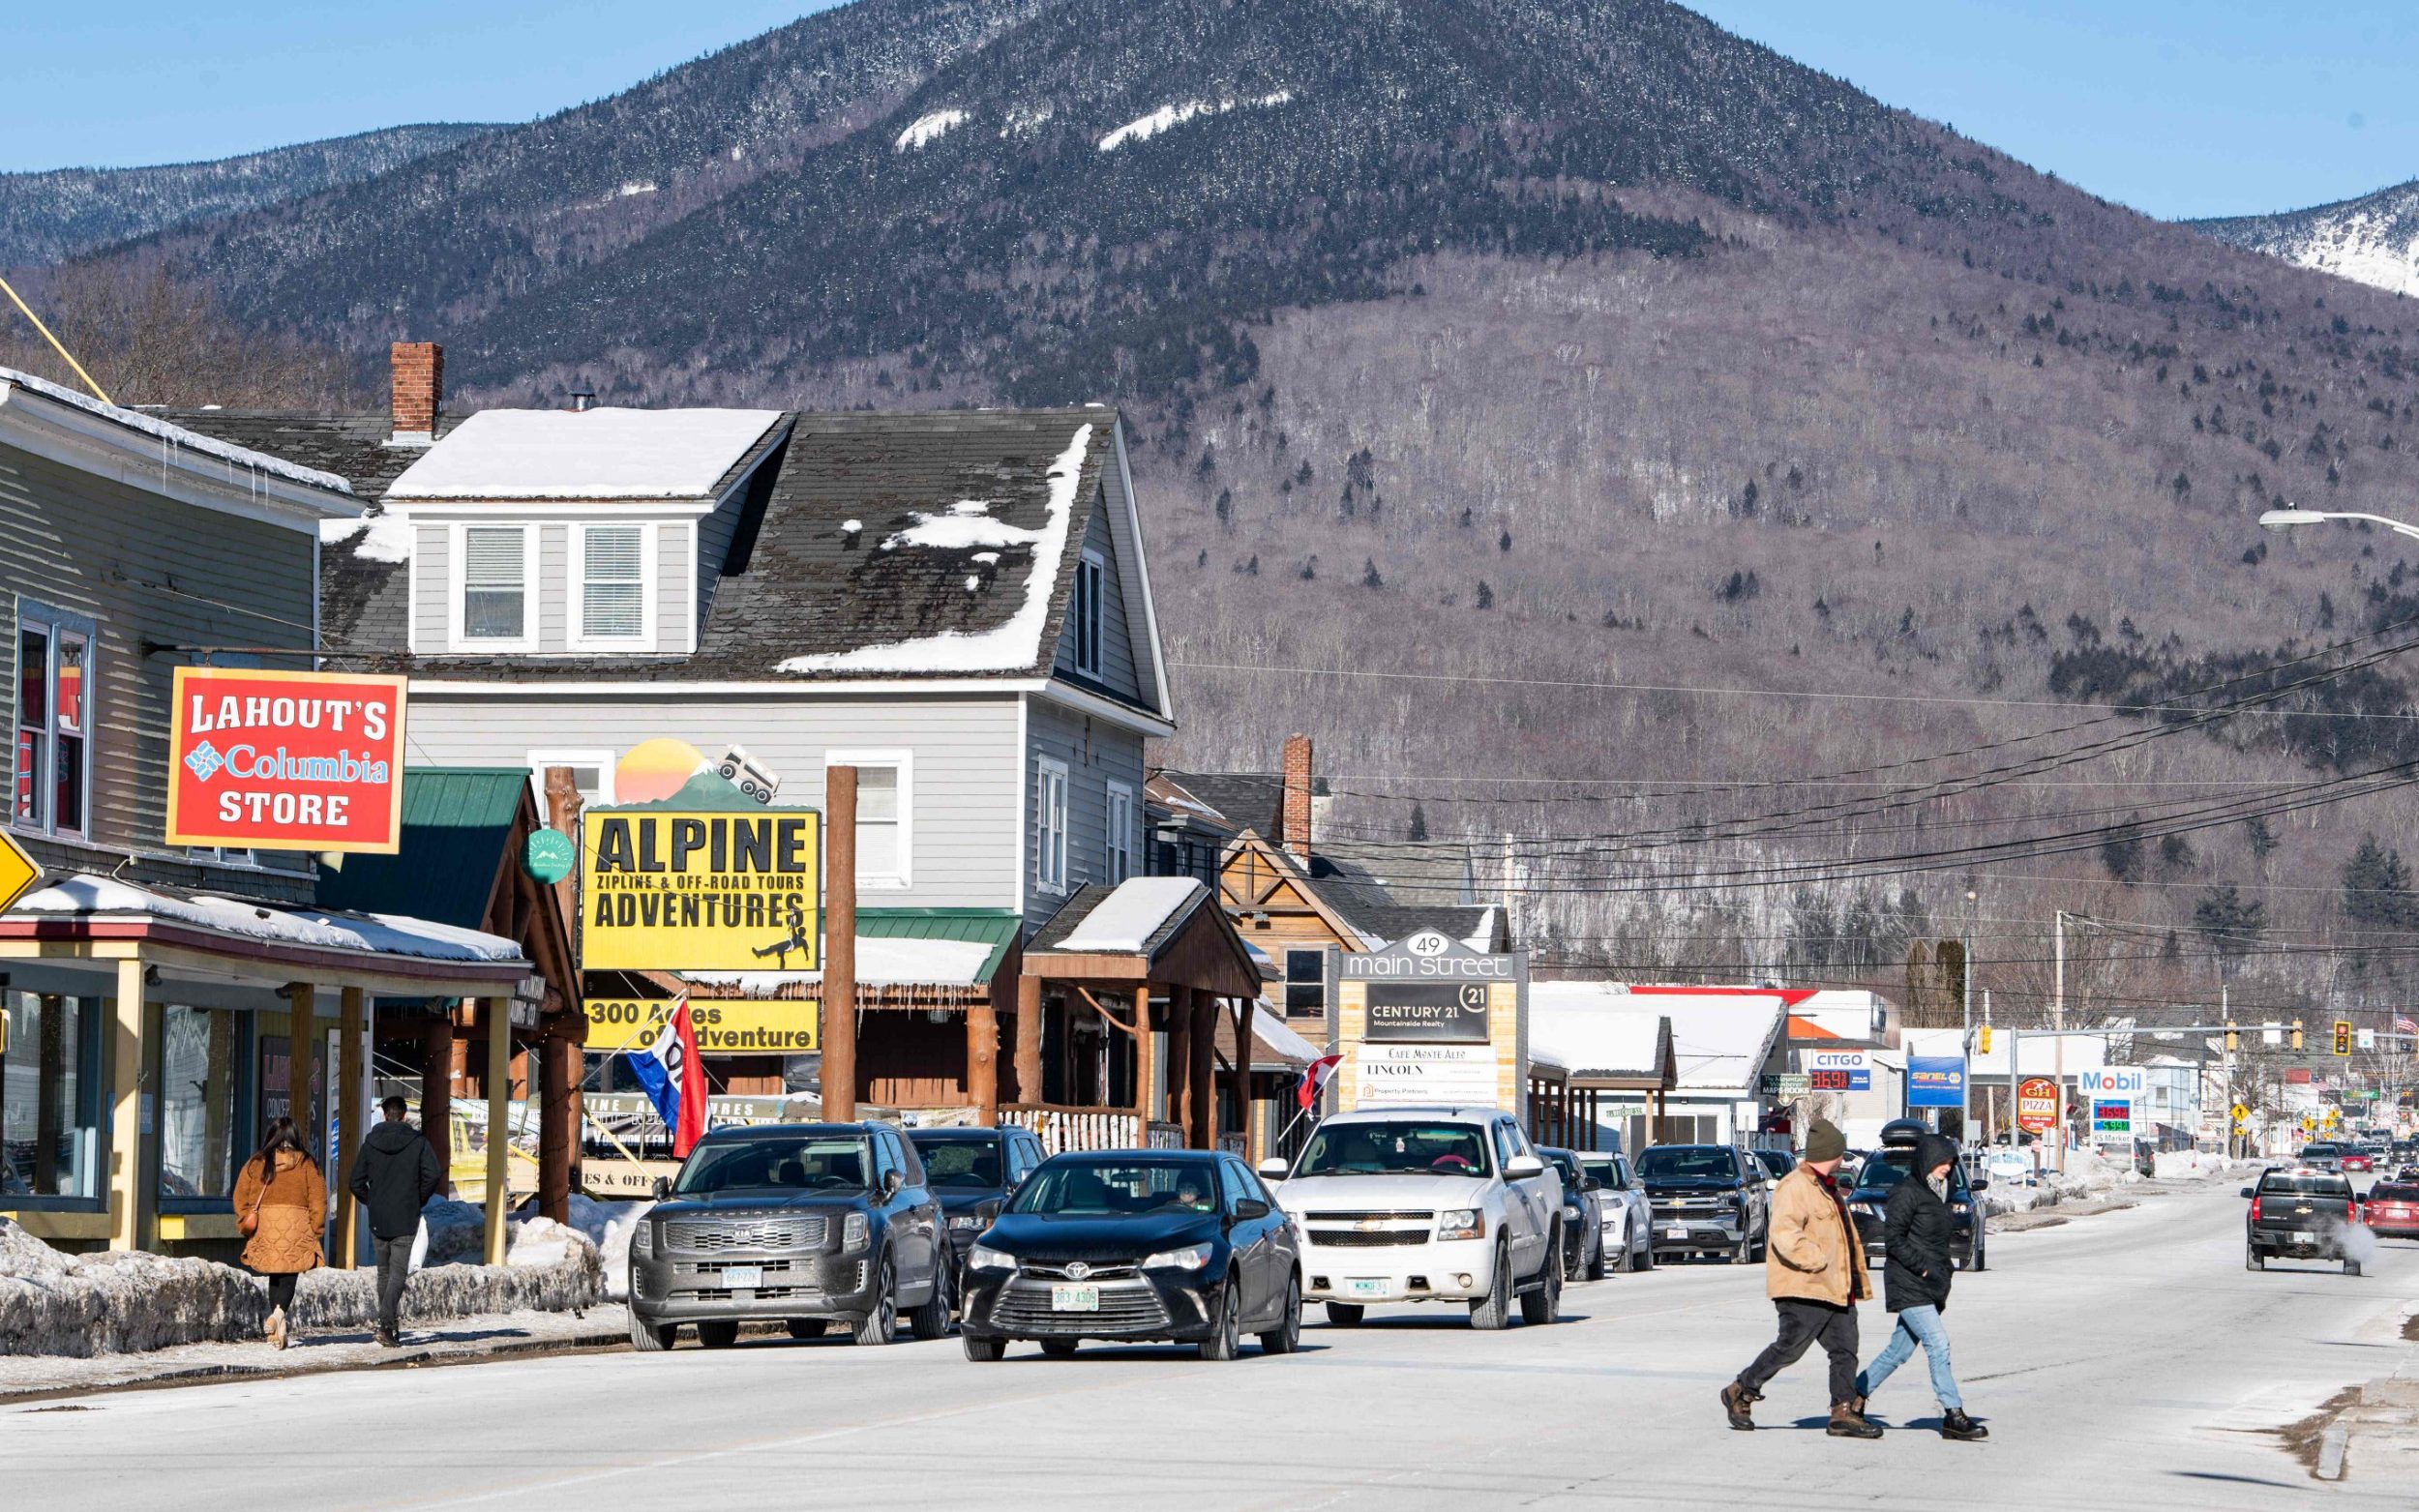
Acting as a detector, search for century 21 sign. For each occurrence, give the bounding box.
[580,808,821,971]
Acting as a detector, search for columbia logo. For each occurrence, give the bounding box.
[184,742,225,782]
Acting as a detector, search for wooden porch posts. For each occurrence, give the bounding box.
[539,1031,580,1224]
[1014,973,1043,1108]
[482,997,510,1266]
[1187,989,1215,1148]
[968,999,1000,1125]
[822,765,858,1122]
[420,1014,454,1195]
[1132,986,1155,1137]
[1227,995,1254,1164]
[336,987,366,1267]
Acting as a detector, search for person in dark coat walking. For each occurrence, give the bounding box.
[1720,1119,1882,1438]
[350,1095,443,1347]
[1854,1133,1986,1440]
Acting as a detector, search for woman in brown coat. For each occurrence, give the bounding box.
[232,1117,327,1349]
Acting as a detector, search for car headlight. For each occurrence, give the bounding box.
[1438,1209,1483,1241]
[1141,1244,1212,1270]
[948,1214,984,1230]
[968,1244,1016,1271]
[633,1222,653,1259]
[842,1212,870,1252]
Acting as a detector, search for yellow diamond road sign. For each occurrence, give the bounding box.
[0,830,41,914]
[2230,1103,2250,1123]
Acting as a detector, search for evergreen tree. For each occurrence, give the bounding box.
[2193,885,2266,959]
[2342,834,2418,929]
[1475,579,1495,609]
[1407,802,1429,842]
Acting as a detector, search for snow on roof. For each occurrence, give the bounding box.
[384,407,784,500]
[896,108,968,151]
[10,875,523,963]
[0,365,354,497]
[1055,876,1206,953]
[776,423,1091,674]
[680,935,1000,990]
[1098,92,1292,152]
[1533,981,1781,1091]
[1250,1005,1320,1064]
[1531,989,1669,1081]
[319,512,413,562]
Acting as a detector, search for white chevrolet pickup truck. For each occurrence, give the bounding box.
[1258,1105,1565,1329]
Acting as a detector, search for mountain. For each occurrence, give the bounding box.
[57,0,2419,1013]
[0,124,498,268]
[2195,181,2419,297]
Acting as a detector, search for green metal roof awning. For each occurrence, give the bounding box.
[314,768,528,931]
[856,908,1022,983]
[674,908,1023,993]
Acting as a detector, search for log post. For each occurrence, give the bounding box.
[1132,986,1155,1141]
[482,998,511,1266]
[284,981,316,1148]
[1014,971,1043,1106]
[1188,990,1215,1148]
[421,1014,454,1195]
[1228,996,1254,1164]
[822,766,858,1121]
[336,987,366,1267]
[969,1001,1000,1125]
[540,1032,579,1223]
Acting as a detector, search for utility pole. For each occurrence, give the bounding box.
[823,766,858,1122]
[1960,888,1977,1142]
[2052,910,2067,1176]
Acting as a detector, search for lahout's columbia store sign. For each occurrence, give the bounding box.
[165,667,408,853]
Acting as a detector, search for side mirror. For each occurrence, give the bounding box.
[1256,1157,1291,1181]
[882,1170,905,1198]
[1580,1176,1603,1193]
[2239,1186,2255,1199]
[1506,1153,1545,1180]
[650,1176,672,1201]
[1232,1197,1271,1221]
[1971,1177,1989,1192]
[1766,1177,1779,1191]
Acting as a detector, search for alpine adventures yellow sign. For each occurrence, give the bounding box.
[580,808,821,971]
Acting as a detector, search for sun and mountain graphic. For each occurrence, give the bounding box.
[612,737,782,811]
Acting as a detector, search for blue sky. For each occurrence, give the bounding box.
[5,1,2414,220]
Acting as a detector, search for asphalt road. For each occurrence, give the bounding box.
[7,1183,2414,1510]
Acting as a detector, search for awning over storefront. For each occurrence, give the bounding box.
[671,908,1022,1000]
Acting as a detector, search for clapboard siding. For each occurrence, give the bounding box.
[410,512,700,656]
[0,439,315,899]
[657,521,691,650]
[538,523,569,651]
[696,493,743,635]
[413,522,447,648]
[1094,445,1162,713]
[1050,505,1143,703]
[403,692,1023,908]
[1022,695,1146,930]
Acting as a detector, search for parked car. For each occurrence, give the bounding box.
[2244,1169,2365,1274]
[1750,1147,1798,1183]
[626,1121,951,1351]
[2296,1141,2344,1173]
[958,1149,1300,1360]
[1846,1118,1986,1272]
[1635,1144,1770,1264]
[1577,1151,1655,1273]
[2341,1149,2375,1174]
[2361,1181,2419,1241]
[1539,1147,1608,1280]
[907,1126,1049,1287]
[1260,1105,1565,1329]
[1980,1148,2033,1188]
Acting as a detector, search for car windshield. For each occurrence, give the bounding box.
[1853,1154,1968,1195]
[2371,1184,2419,1201]
[911,1140,1002,1189]
[673,1135,870,1196]
[1542,1151,1581,1184]
[2300,1144,2340,1157]
[2259,1174,2353,1197]
[1578,1154,1620,1184]
[1753,1149,1797,1177]
[1636,1147,1737,1182]
[1012,1160,1220,1216]
[1295,1121,1493,1177]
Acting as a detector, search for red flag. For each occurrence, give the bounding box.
[1298,1053,1341,1111]
[672,999,710,1156]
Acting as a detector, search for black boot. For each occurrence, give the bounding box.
[1719,1381,1760,1432]
[1828,1401,1884,1438]
[1941,1409,1988,1441]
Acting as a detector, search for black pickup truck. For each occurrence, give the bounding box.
[2244,1169,2364,1275]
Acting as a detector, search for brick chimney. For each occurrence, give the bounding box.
[1280,733,1314,866]
[390,341,443,443]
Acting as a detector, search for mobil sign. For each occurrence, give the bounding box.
[1802,1049,1871,1093]
[165,667,407,854]
[2079,1069,2141,1142]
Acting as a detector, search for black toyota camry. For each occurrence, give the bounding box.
[958,1149,1302,1361]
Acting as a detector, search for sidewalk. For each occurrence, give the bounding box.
[0,1305,630,1405]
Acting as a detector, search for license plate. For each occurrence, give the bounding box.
[1347,1277,1389,1299]
[723,1265,763,1290]
[1662,1225,1687,1238]
[1051,1284,1100,1312]
[2291,1231,2314,1243]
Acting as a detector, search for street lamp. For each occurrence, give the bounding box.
[2259,506,2419,544]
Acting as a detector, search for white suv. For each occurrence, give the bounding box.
[1258,1106,1565,1329]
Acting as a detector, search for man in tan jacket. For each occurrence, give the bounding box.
[1719,1119,1882,1438]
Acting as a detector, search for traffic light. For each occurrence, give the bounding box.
[2289,1020,2303,1053]
[2333,1020,2353,1057]
[1979,1025,1992,1053]
[2226,1023,2241,1052]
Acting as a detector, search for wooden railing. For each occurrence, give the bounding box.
[1001,1104,1188,1154]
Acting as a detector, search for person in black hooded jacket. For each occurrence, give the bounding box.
[351,1096,443,1347]
[1852,1134,1986,1440]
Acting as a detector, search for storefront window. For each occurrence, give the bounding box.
[1,992,102,1199]
[158,1005,250,1201]
[258,1029,328,1163]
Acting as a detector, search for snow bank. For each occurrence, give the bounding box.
[568,1195,653,1301]
[896,108,968,151]
[2,1218,264,1357]
[1098,92,1292,152]
[778,424,1091,674]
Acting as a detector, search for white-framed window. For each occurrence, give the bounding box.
[527,749,615,816]
[571,522,653,650]
[1283,948,1326,1016]
[1033,756,1069,895]
[450,523,537,649]
[15,605,93,841]
[826,750,911,889]
[1105,779,1135,884]
[1071,548,1105,676]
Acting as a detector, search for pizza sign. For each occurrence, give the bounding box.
[164,667,408,853]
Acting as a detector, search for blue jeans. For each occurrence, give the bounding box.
[1856,1304,1963,1412]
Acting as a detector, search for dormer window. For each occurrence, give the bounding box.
[1072,548,1105,676]
[453,524,535,649]
[573,523,653,649]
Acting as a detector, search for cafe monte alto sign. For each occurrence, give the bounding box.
[165,667,407,853]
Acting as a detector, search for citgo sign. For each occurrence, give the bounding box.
[164,667,407,853]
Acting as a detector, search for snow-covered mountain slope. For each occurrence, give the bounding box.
[2195,181,2419,296]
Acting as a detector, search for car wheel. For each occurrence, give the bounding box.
[962,1332,1006,1362]
[696,1319,739,1350]
[852,1254,898,1347]
[1260,1275,1302,1355]
[2345,1260,2363,1277]
[1198,1282,1242,1361]
[1971,1230,1987,1273]
[1586,1230,1608,1282]
[628,1312,676,1352]
[1039,1337,1079,1357]
[1521,1239,1563,1325]
[1636,1227,1656,1271]
[1470,1242,1514,1331]
[2245,1243,2265,1272]
[1730,1232,1755,1265]
[908,1260,955,1341]
[1325,1301,1366,1327]
[785,1319,828,1341]
[1608,1220,1632,1275]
